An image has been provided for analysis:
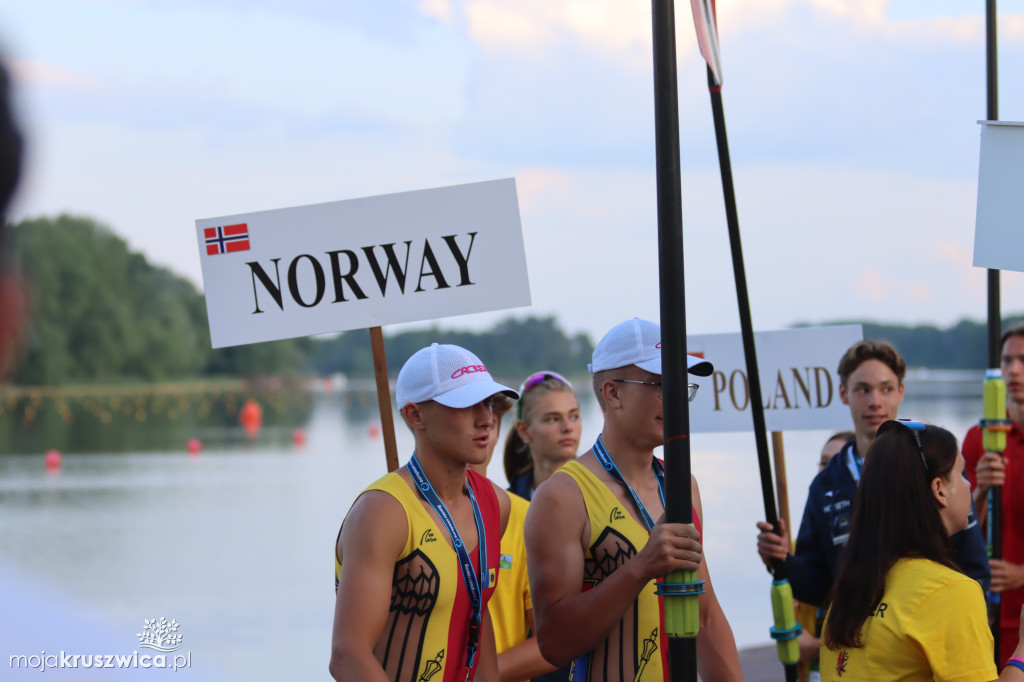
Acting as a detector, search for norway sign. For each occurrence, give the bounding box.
[195,179,531,348]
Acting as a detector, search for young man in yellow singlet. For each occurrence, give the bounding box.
[330,343,518,682]
[525,318,743,682]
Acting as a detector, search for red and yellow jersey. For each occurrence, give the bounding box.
[560,460,701,682]
[336,469,501,682]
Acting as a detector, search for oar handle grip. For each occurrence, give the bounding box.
[769,579,801,665]
[660,568,704,638]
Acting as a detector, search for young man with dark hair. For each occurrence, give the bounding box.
[756,339,990,606]
[526,318,742,682]
[330,343,517,682]
[963,322,1024,661]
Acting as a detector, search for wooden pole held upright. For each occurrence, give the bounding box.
[369,326,399,472]
[771,431,790,534]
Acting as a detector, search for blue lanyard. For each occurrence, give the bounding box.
[407,454,487,671]
[593,434,665,531]
[848,447,864,483]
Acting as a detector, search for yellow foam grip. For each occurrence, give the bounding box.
[770,579,801,666]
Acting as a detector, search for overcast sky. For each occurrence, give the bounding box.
[2,0,1024,345]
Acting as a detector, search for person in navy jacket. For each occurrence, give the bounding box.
[756,340,990,606]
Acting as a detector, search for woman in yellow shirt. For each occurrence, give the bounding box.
[820,420,1024,682]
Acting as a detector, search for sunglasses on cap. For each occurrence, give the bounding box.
[517,371,573,419]
[877,419,928,473]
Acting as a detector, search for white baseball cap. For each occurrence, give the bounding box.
[396,343,519,409]
[588,317,713,377]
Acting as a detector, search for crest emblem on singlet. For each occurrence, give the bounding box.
[836,650,848,676]
[376,550,439,681]
[584,527,640,681]
[418,649,445,681]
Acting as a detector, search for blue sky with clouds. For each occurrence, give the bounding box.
[2,0,1024,344]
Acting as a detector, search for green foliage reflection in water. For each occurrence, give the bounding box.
[0,383,314,455]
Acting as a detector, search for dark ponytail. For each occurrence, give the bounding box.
[503,428,532,483]
[822,423,959,649]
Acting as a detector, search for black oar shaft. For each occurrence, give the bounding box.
[985,0,1002,661]
[707,66,798,682]
[652,0,692,526]
[706,69,778,540]
[651,2,697,681]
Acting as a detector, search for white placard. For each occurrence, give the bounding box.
[196,179,531,348]
[973,121,1024,272]
[687,325,863,433]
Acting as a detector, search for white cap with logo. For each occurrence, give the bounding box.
[397,343,520,409]
[588,317,713,376]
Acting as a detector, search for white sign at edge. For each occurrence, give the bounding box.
[973,121,1024,272]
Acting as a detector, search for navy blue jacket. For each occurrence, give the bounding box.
[786,440,991,606]
[508,471,534,501]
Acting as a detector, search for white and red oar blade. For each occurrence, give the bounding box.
[690,0,723,86]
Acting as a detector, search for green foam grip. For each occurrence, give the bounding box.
[983,373,1007,453]
[770,579,801,665]
[663,568,700,638]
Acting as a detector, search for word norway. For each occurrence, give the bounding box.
[10,651,192,672]
[246,232,478,313]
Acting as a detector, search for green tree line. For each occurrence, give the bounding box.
[5,215,594,385]
[7,215,311,384]
[795,319,1024,370]
[310,316,594,382]
[5,214,1020,386]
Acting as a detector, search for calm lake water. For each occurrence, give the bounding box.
[0,376,986,680]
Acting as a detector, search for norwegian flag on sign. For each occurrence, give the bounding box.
[204,223,251,255]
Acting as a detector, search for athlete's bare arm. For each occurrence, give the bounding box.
[485,480,554,682]
[472,609,501,682]
[494,608,557,682]
[526,471,703,666]
[692,476,743,682]
[329,491,408,682]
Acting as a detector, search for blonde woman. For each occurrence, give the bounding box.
[504,371,581,501]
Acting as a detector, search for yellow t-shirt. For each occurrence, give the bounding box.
[819,557,996,682]
[489,492,532,654]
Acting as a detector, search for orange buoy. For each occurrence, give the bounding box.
[186,437,202,455]
[44,449,61,470]
[367,423,381,440]
[292,429,307,447]
[239,399,263,438]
